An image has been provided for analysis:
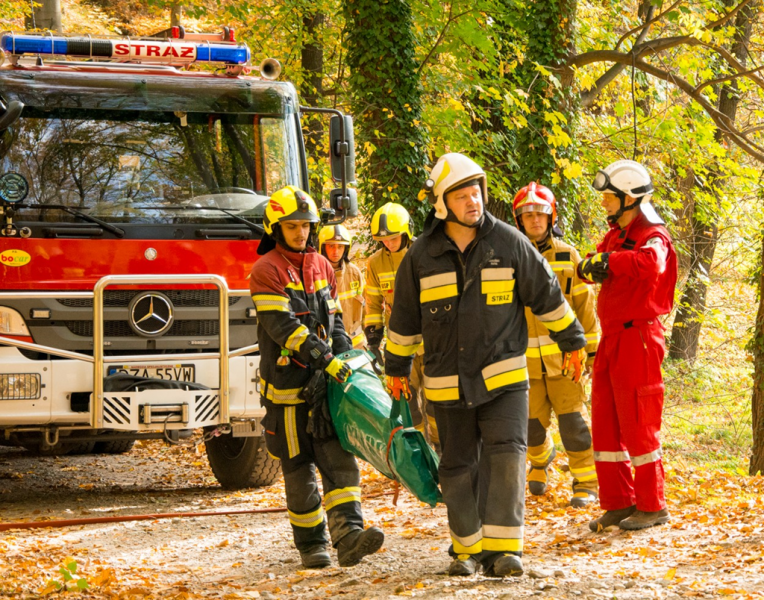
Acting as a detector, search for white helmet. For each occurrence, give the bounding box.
[593,160,654,224]
[419,153,487,220]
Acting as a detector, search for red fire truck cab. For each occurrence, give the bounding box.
[0,30,357,489]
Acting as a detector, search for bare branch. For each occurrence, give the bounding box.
[614,0,681,51]
[417,6,475,76]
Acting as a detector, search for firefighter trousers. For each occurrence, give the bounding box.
[262,401,364,552]
[409,353,439,447]
[433,390,527,562]
[592,319,666,513]
[527,375,597,492]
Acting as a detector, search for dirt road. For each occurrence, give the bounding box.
[2,441,763,599]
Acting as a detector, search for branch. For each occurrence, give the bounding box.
[706,0,755,29]
[695,63,764,93]
[614,0,681,51]
[416,6,475,76]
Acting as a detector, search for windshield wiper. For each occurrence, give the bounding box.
[167,205,265,234]
[18,203,126,238]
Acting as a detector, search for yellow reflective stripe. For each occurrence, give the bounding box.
[388,330,423,346]
[285,325,310,351]
[364,314,384,326]
[483,525,523,539]
[482,356,528,391]
[338,290,356,300]
[314,278,329,290]
[482,538,523,553]
[387,340,421,357]
[420,284,459,303]
[288,506,324,528]
[539,306,576,332]
[481,268,515,281]
[528,447,554,463]
[351,331,365,347]
[252,294,290,312]
[573,472,598,482]
[451,530,482,555]
[571,283,589,296]
[594,450,630,462]
[421,272,458,289]
[423,373,460,402]
[285,406,300,459]
[420,272,459,303]
[260,378,304,405]
[286,281,305,291]
[525,347,542,358]
[540,342,561,356]
[366,285,383,296]
[324,486,361,511]
[549,261,574,271]
[481,279,515,294]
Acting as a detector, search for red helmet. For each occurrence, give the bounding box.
[512,182,557,233]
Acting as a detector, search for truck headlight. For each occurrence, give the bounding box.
[0,307,30,336]
[0,374,41,400]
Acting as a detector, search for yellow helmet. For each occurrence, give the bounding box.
[264,186,320,236]
[318,224,352,254]
[370,202,413,241]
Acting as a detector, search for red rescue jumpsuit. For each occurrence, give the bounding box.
[589,210,677,513]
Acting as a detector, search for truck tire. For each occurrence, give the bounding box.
[205,434,281,490]
[94,439,136,454]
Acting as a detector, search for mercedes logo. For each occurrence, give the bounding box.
[128,292,174,337]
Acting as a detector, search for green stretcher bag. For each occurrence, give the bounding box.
[327,349,442,507]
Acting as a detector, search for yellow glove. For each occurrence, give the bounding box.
[386,375,412,401]
[561,348,587,384]
[324,356,352,383]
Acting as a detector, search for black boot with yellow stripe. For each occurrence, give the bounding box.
[570,486,598,508]
[527,447,555,496]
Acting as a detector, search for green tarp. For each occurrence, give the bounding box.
[327,350,442,507]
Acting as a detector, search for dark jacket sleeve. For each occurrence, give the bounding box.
[513,233,586,352]
[250,260,332,366]
[384,250,422,377]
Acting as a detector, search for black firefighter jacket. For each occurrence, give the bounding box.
[250,244,352,405]
[384,211,586,410]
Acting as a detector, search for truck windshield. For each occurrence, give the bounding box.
[0,110,302,224]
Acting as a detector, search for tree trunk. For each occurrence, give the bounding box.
[301,11,325,204]
[171,4,183,27]
[25,0,62,33]
[750,220,764,475]
[669,0,755,361]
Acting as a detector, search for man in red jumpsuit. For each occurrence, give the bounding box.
[578,160,677,531]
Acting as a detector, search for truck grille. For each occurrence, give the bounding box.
[58,290,240,308]
[65,320,221,338]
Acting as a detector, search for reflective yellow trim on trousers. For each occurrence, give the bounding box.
[324,486,362,511]
[423,374,460,402]
[482,356,528,392]
[593,450,630,462]
[285,325,310,351]
[539,305,576,332]
[482,538,523,552]
[260,378,304,404]
[451,530,482,555]
[252,294,290,312]
[285,406,300,459]
[288,505,324,528]
[528,446,554,464]
[570,466,597,482]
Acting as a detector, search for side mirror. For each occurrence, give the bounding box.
[328,187,358,220]
[0,100,24,132]
[329,115,356,184]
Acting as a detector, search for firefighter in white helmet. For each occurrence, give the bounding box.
[250,186,384,569]
[512,182,600,508]
[364,203,439,450]
[385,153,587,577]
[318,224,366,349]
[582,160,677,532]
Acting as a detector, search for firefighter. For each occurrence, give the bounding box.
[513,182,600,508]
[249,186,384,568]
[580,160,677,531]
[385,154,587,577]
[365,203,439,450]
[318,224,366,349]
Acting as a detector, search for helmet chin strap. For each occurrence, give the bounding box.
[607,192,642,225]
[444,208,484,229]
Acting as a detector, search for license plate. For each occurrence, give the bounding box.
[107,364,196,382]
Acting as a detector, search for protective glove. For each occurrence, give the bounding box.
[561,348,587,384]
[364,326,385,366]
[299,370,335,440]
[578,252,611,284]
[386,375,412,401]
[324,355,352,383]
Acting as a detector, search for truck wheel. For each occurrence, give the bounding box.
[24,442,74,456]
[205,434,281,490]
[94,439,136,454]
[68,441,97,455]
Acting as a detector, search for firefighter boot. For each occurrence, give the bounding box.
[570,486,598,508]
[448,554,481,577]
[619,509,670,530]
[337,527,385,567]
[528,447,555,496]
[300,546,331,569]
[484,553,524,578]
[588,505,636,532]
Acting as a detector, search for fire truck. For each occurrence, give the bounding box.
[0,28,357,489]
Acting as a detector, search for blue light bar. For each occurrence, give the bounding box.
[0,34,251,65]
